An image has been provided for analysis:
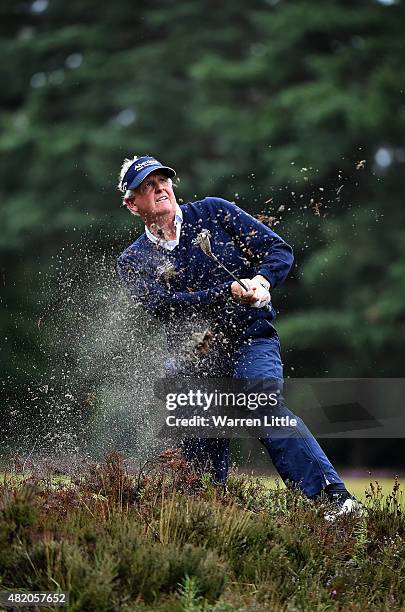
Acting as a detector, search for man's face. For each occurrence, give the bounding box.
[124,170,177,222]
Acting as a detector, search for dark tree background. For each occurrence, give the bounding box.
[1,0,404,467]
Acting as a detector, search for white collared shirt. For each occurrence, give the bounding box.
[145,204,183,251]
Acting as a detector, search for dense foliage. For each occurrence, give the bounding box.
[0,451,403,610]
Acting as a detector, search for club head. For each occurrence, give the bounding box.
[193,230,213,257]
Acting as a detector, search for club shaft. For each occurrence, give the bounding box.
[209,254,249,290]
[202,244,271,312]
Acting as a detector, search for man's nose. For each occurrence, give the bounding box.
[154,181,163,192]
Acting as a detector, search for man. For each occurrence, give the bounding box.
[116,154,363,520]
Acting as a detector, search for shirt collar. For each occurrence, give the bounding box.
[145,204,183,250]
[174,203,183,224]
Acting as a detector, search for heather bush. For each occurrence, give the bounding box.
[0,451,403,610]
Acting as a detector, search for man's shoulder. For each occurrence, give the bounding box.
[116,234,148,266]
[181,196,237,219]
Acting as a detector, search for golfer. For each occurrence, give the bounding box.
[116,155,363,520]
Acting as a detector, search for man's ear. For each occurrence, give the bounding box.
[124,197,138,214]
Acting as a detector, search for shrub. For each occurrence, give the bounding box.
[0,453,403,610]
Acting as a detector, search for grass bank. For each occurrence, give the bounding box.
[0,451,403,611]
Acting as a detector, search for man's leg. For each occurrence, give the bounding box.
[165,355,231,485]
[233,334,345,498]
[180,438,230,484]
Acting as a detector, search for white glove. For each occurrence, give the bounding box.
[241,278,271,309]
[251,283,271,308]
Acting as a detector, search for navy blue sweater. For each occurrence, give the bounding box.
[116,197,293,346]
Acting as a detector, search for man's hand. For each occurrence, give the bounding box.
[231,277,271,308]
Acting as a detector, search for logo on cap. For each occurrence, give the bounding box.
[133,159,158,171]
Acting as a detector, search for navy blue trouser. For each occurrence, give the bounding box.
[181,332,344,498]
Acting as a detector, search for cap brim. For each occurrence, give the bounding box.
[127,165,176,190]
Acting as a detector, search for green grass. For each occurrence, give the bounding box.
[262,476,404,506]
[0,451,403,611]
[3,472,400,505]
[344,477,403,504]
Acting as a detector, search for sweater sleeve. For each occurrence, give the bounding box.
[116,252,232,321]
[209,197,294,289]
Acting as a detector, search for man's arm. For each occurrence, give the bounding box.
[116,253,232,321]
[209,197,294,289]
